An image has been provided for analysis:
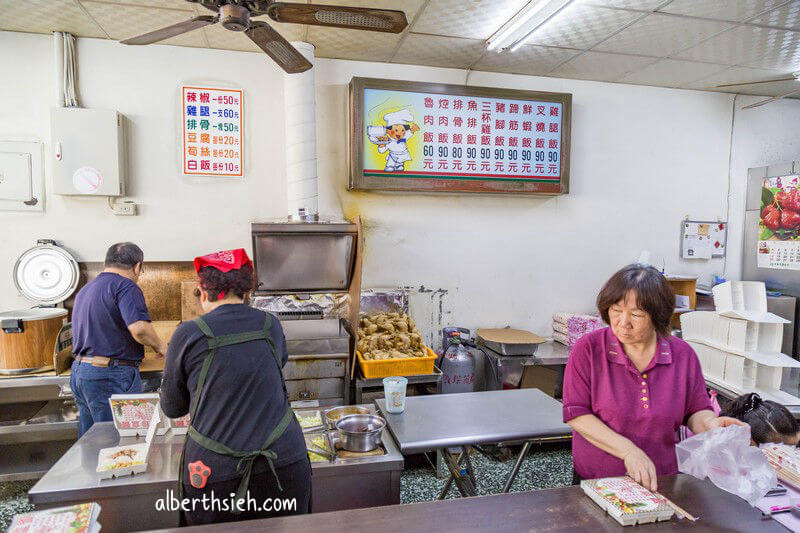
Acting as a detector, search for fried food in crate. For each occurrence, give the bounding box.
[358,312,427,360]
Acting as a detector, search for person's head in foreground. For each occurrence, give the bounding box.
[721,392,799,446]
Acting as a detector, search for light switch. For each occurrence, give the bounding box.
[0,151,33,201]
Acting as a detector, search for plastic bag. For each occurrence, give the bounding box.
[676,424,776,505]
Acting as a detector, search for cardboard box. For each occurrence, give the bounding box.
[520,364,564,399]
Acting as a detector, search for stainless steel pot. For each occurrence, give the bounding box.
[323,405,369,429]
[335,414,385,452]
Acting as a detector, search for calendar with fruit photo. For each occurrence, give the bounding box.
[758,175,800,271]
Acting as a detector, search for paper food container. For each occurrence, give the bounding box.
[158,404,190,435]
[109,394,167,437]
[712,281,789,323]
[96,442,149,480]
[681,312,798,365]
[581,477,674,526]
[7,502,101,533]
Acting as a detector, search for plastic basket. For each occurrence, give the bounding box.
[357,347,437,379]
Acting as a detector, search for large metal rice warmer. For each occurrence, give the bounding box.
[251,221,357,406]
[2,240,78,374]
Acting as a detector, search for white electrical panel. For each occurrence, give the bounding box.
[0,140,43,212]
[0,152,32,200]
[50,107,125,196]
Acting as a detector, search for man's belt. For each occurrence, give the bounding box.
[74,355,140,368]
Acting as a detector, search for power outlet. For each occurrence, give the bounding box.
[112,201,137,216]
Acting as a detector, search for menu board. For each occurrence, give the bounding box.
[349,78,571,195]
[181,85,243,177]
[757,175,800,271]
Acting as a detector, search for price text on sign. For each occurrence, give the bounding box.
[181,85,244,177]
[349,77,571,195]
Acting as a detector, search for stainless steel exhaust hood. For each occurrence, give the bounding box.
[251,221,357,295]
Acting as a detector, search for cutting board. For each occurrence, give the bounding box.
[144,320,180,357]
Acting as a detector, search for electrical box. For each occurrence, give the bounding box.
[50,108,125,196]
[0,140,43,212]
[0,152,32,201]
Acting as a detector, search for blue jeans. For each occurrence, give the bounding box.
[70,361,142,437]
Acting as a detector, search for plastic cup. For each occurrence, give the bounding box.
[383,376,408,414]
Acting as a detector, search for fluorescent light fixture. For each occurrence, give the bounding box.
[486,1,547,52]
[509,0,574,52]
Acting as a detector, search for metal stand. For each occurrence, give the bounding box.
[438,446,477,498]
[353,367,442,404]
[502,440,532,493]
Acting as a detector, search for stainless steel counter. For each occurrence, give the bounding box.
[375,388,570,454]
[530,341,570,366]
[0,368,163,481]
[29,404,403,532]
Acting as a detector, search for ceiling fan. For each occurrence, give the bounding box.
[120,0,408,74]
[712,73,800,109]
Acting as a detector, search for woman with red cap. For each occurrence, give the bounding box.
[160,249,310,526]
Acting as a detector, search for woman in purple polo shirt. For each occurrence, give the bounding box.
[563,264,746,491]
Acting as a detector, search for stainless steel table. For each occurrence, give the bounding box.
[29,405,404,532]
[375,388,571,498]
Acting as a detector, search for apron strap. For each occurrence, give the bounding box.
[187,407,294,504]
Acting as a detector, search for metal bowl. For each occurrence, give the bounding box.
[323,406,369,429]
[335,414,385,452]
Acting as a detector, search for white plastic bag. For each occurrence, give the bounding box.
[676,424,776,505]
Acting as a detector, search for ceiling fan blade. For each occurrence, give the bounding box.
[267,3,408,33]
[715,76,798,88]
[742,88,800,109]
[121,15,217,45]
[245,22,312,74]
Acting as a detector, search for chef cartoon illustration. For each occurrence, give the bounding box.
[367,109,420,172]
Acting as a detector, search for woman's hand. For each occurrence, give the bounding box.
[702,416,748,432]
[623,446,658,491]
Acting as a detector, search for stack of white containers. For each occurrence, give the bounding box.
[681,281,800,405]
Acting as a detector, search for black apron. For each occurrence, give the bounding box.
[178,314,293,511]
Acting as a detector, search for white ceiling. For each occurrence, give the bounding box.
[2,0,800,97]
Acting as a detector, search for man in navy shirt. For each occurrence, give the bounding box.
[71,242,167,436]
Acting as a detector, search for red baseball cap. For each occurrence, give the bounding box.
[193,248,253,274]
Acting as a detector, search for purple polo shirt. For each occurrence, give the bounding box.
[563,327,712,479]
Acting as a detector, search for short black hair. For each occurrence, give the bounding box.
[104,242,144,269]
[721,393,799,444]
[596,264,675,337]
[386,125,411,130]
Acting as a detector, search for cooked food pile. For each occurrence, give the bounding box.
[357,312,427,360]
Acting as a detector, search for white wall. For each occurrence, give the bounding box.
[2,30,797,344]
[726,95,800,282]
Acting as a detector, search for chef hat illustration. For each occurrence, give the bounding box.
[383,109,413,127]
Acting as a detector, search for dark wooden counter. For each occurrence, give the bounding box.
[149,474,785,532]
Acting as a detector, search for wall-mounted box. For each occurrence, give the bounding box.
[0,140,43,211]
[50,108,124,196]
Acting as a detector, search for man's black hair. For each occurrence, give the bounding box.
[104,242,144,269]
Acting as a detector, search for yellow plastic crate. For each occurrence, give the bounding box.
[357,347,437,379]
